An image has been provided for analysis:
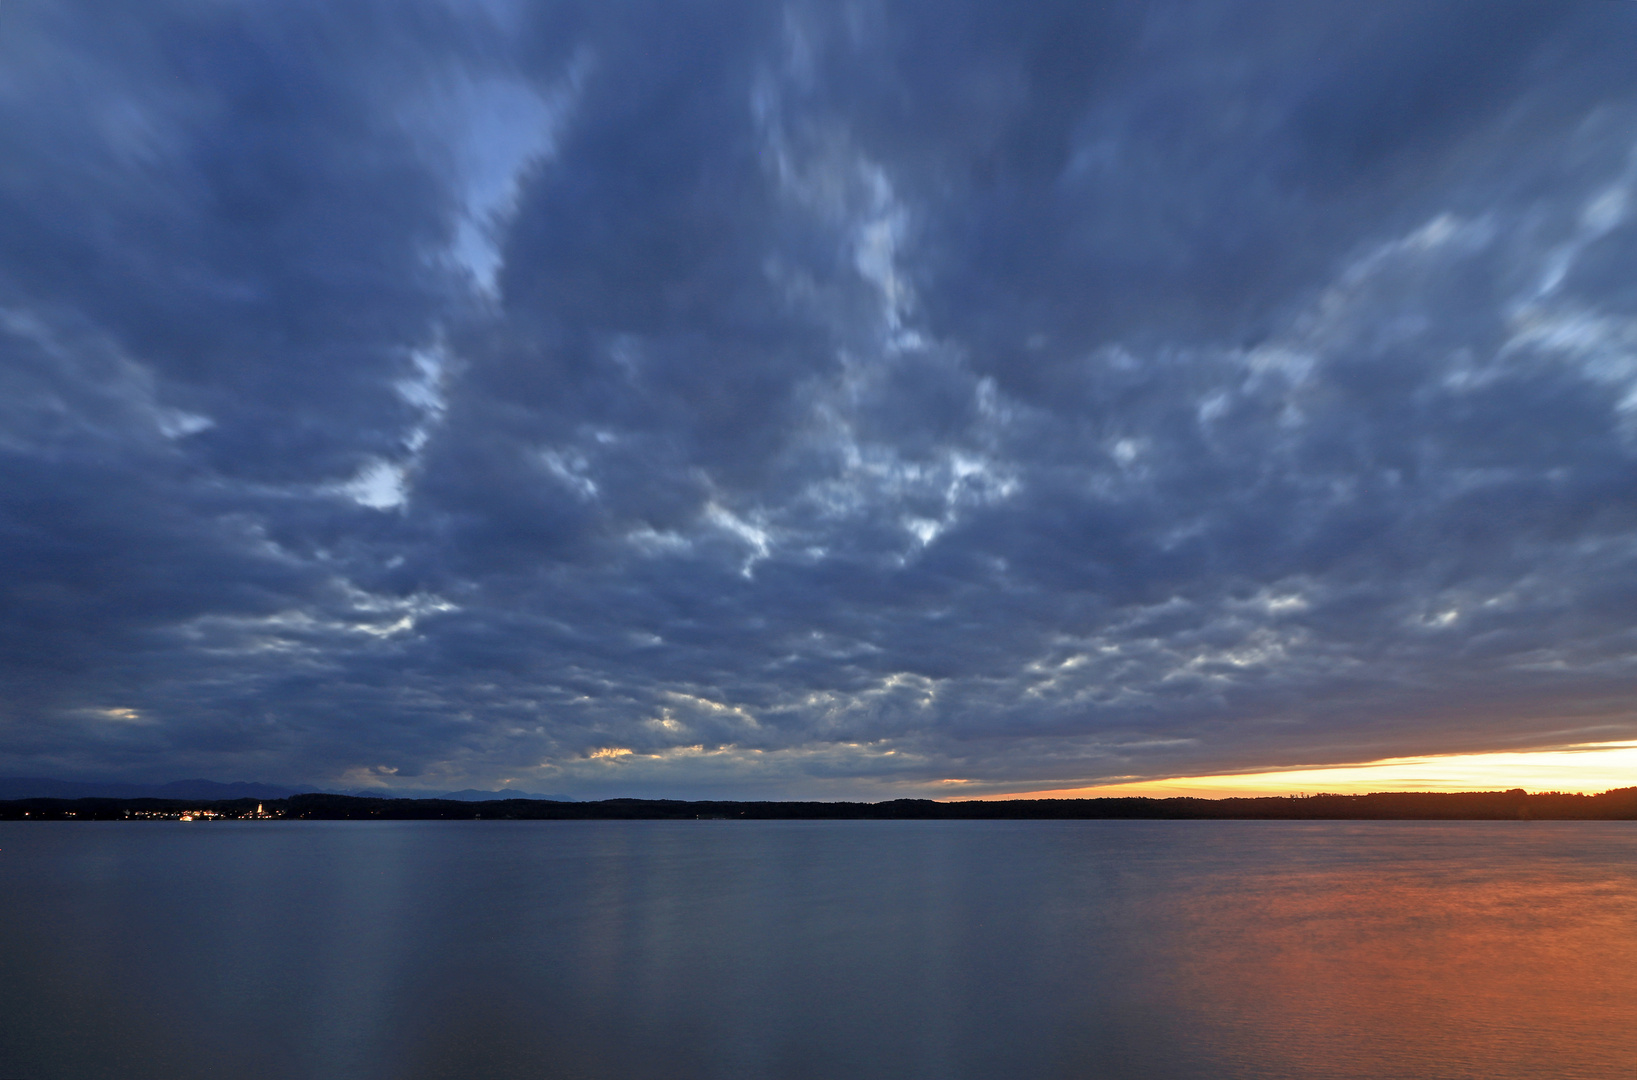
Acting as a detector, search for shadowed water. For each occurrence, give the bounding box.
[1,820,1633,1080]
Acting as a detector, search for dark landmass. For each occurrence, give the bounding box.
[2,788,1635,821]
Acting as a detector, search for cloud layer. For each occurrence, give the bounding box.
[4,0,1637,797]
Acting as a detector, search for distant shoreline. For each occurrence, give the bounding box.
[3,788,1635,821]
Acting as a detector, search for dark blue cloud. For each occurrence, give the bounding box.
[3,0,1637,796]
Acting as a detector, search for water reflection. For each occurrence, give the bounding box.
[0,821,1632,1079]
[1156,823,1637,1079]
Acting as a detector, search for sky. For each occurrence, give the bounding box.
[3,0,1637,799]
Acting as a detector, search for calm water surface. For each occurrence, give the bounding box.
[1,820,1633,1080]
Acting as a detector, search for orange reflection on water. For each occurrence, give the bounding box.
[1154,824,1637,1079]
[985,741,1637,799]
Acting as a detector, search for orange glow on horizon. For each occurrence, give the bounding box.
[978,741,1637,800]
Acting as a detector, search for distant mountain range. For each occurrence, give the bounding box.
[0,778,572,802]
[0,778,302,801]
[432,788,572,802]
[335,787,573,801]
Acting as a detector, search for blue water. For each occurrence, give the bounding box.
[2,820,1634,1080]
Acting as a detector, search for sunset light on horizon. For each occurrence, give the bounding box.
[982,741,1637,800]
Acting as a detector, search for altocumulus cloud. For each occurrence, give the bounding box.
[3,0,1637,798]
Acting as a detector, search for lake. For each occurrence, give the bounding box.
[2,820,1633,1079]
